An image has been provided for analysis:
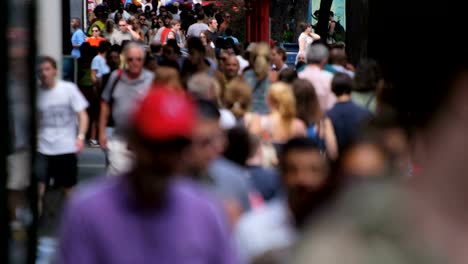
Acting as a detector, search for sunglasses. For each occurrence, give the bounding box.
[127,57,143,62]
[193,135,222,148]
[92,29,100,32]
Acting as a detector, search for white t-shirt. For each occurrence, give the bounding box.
[37,80,88,155]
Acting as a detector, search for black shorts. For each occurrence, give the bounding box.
[36,153,78,188]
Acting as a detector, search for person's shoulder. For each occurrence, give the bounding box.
[210,158,248,177]
[65,177,121,216]
[326,107,338,120]
[172,177,225,218]
[322,70,334,79]
[143,69,155,78]
[237,199,287,230]
[56,80,79,90]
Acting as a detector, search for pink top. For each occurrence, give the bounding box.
[298,65,336,111]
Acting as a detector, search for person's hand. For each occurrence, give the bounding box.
[76,138,85,153]
[127,25,133,31]
[345,63,355,72]
[99,133,108,150]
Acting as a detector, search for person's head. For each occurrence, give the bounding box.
[107,49,121,71]
[267,82,297,128]
[98,41,111,54]
[225,28,234,37]
[223,126,251,166]
[131,19,141,30]
[123,42,146,76]
[280,137,330,227]
[292,79,322,124]
[118,18,129,32]
[299,22,312,34]
[224,55,240,80]
[217,49,229,71]
[167,4,177,14]
[91,25,101,37]
[187,73,220,102]
[153,67,183,91]
[199,31,209,46]
[187,37,206,65]
[279,68,298,84]
[196,10,205,21]
[297,54,306,65]
[306,43,329,66]
[189,98,224,173]
[163,16,172,27]
[354,58,384,93]
[329,11,335,21]
[170,19,181,31]
[70,17,81,29]
[208,17,218,31]
[38,56,58,87]
[162,43,177,61]
[251,42,271,80]
[128,87,196,207]
[159,7,168,17]
[166,39,181,55]
[105,19,115,31]
[79,42,94,60]
[271,46,287,66]
[224,80,252,120]
[223,12,231,22]
[114,12,123,24]
[139,14,147,25]
[329,47,348,66]
[331,73,353,97]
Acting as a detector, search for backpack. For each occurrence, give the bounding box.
[332,21,346,42]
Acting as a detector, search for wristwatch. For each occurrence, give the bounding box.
[77,134,85,140]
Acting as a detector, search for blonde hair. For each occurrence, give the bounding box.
[153,67,183,91]
[251,42,271,80]
[224,80,252,119]
[268,82,297,132]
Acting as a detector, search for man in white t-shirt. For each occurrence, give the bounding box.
[36,56,89,207]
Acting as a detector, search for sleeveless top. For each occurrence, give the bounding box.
[306,121,326,152]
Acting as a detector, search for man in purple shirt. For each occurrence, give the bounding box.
[57,87,240,264]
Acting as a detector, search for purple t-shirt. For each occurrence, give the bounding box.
[57,176,240,264]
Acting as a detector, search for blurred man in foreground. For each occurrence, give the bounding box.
[58,87,239,264]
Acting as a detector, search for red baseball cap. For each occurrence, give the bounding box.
[132,86,196,141]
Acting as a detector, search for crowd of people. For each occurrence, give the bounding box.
[33,1,446,264]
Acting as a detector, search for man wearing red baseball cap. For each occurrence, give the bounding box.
[58,87,239,263]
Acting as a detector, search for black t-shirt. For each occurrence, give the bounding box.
[327,101,372,152]
[205,30,218,45]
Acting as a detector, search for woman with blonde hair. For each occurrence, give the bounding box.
[247,82,307,167]
[251,82,307,141]
[292,79,338,160]
[224,79,252,121]
[243,42,272,114]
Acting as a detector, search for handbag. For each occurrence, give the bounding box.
[106,69,123,128]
